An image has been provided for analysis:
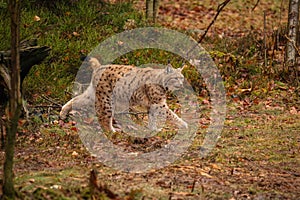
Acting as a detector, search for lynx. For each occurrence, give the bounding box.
[60,57,188,132]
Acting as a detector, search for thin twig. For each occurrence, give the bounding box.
[64,90,73,96]
[41,95,62,107]
[115,111,147,116]
[252,0,260,11]
[29,104,62,108]
[191,179,196,193]
[199,0,231,43]
[186,0,231,57]
[285,35,300,56]
[263,11,267,72]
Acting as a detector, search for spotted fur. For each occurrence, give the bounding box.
[60,57,188,132]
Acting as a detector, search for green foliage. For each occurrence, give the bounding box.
[0,0,144,104]
[0,0,7,9]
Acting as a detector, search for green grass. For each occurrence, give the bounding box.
[1,0,146,104]
[15,168,92,199]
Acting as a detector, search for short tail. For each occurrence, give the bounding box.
[82,56,101,70]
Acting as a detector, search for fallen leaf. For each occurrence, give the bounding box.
[199,171,213,178]
[72,151,79,157]
[72,32,80,37]
[33,15,40,22]
[117,40,124,45]
[211,163,221,170]
[70,127,77,131]
[202,99,210,105]
[29,178,35,183]
[290,107,299,115]
[50,185,62,189]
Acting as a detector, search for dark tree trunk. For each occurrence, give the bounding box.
[2,0,21,198]
[0,42,51,151]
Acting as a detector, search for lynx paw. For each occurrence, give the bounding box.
[59,111,67,120]
[179,120,188,129]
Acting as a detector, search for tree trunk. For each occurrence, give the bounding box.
[2,0,21,198]
[285,0,300,78]
[152,0,159,23]
[146,0,159,23]
[146,0,153,21]
[0,42,51,150]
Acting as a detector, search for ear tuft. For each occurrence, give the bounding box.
[165,63,174,74]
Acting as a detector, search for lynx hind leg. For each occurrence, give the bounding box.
[60,95,81,120]
[60,99,73,120]
[95,93,115,132]
[60,87,95,120]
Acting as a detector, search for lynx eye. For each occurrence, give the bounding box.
[165,76,184,90]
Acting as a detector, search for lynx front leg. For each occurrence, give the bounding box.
[148,104,159,131]
[166,108,188,129]
[148,103,188,130]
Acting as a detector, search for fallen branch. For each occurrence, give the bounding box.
[0,39,51,84]
[0,63,11,91]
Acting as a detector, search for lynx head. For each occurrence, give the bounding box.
[162,64,186,91]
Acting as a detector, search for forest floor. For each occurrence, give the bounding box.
[0,0,300,199]
[2,99,299,199]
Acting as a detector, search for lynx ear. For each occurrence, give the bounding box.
[165,63,174,74]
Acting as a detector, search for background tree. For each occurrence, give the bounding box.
[146,0,159,23]
[2,0,21,198]
[286,0,299,82]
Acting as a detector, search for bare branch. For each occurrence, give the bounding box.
[285,35,300,56]
[41,95,62,107]
[197,0,231,44]
[252,0,260,11]
[186,0,231,57]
